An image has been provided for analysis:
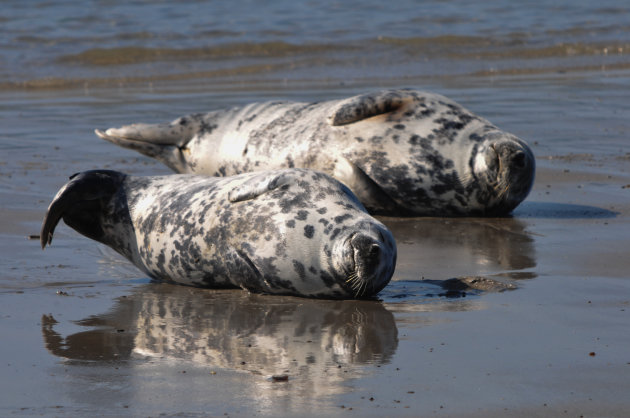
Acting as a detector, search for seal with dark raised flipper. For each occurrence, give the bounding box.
[40,168,397,299]
[96,89,535,216]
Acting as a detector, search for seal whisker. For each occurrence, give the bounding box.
[352,280,362,298]
[358,279,367,298]
[352,277,365,295]
[360,278,370,298]
[494,180,512,201]
[345,271,358,283]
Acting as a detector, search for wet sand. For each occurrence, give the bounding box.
[2,77,630,416]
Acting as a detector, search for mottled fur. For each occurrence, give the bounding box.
[97,89,535,216]
[41,169,397,299]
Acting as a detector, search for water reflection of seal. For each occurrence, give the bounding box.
[40,168,397,298]
[96,89,535,216]
[385,216,536,279]
[42,285,398,397]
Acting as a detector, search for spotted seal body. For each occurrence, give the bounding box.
[40,169,396,299]
[96,89,535,216]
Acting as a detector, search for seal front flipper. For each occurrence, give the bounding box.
[41,170,126,249]
[328,89,417,126]
[95,114,208,173]
[333,158,403,215]
[228,170,297,203]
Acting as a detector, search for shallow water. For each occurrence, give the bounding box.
[2,1,630,417]
[2,0,630,88]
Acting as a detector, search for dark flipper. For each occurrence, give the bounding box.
[328,89,417,126]
[41,170,127,249]
[333,158,405,215]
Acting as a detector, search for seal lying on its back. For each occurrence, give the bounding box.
[96,89,535,216]
[40,169,396,299]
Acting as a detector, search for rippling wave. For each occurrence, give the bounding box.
[1,0,629,90]
[59,42,344,66]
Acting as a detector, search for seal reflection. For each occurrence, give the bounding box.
[42,283,398,397]
[383,216,537,281]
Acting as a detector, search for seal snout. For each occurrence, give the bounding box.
[483,139,535,214]
[339,226,396,298]
[489,141,534,176]
[350,233,382,277]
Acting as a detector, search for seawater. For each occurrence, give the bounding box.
[1,0,629,88]
[0,0,629,192]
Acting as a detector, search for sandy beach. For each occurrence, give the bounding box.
[2,1,630,416]
[2,83,630,416]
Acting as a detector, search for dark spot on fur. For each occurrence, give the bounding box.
[293,260,306,280]
[334,213,353,224]
[304,225,315,238]
[330,228,342,240]
[320,270,336,288]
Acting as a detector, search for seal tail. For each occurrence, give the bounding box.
[95,115,201,173]
[41,170,127,249]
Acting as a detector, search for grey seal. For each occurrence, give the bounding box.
[40,168,397,299]
[96,89,535,216]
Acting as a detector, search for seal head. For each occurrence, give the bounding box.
[478,135,535,215]
[332,226,396,297]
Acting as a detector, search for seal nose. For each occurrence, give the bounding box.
[334,224,396,298]
[485,140,535,215]
[351,233,382,274]
[491,142,533,174]
[511,151,527,169]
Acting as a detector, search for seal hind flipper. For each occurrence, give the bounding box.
[328,89,416,126]
[95,116,200,173]
[41,170,126,249]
